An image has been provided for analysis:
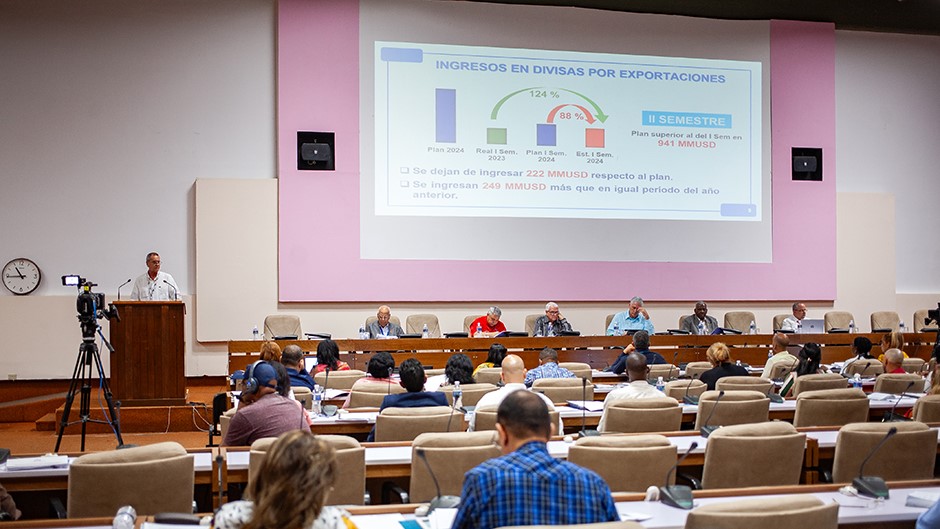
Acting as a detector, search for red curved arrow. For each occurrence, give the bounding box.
[546,104,596,124]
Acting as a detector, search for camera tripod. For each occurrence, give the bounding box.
[54,324,124,452]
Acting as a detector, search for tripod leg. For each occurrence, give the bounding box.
[89,341,125,447]
[54,345,88,452]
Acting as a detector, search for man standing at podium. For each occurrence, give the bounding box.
[130,252,179,301]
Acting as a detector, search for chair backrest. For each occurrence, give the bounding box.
[605,313,615,330]
[715,376,772,395]
[425,368,445,377]
[832,421,936,483]
[532,377,592,402]
[558,362,592,381]
[67,442,194,518]
[664,379,706,401]
[464,315,483,333]
[347,383,407,408]
[649,364,678,381]
[902,357,926,374]
[365,314,401,329]
[474,367,503,386]
[872,373,925,394]
[292,386,312,410]
[701,422,806,489]
[568,434,677,492]
[374,406,463,442]
[406,314,441,337]
[525,313,540,336]
[409,432,501,502]
[473,406,561,432]
[772,314,788,331]
[439,383,498,407]
[693,390,770,431]
[768,358,799,380]
[219,407,237,440]
[601,397,682,434]
[722,311,756,333]
[823,311,854,332]
[684,495,838,529]
[914,309,938,332]
[263,314,303,338]
[314,370,366,390]
[841,358,884,377]
[913,394,940,423]
[870,311,901,332]
[791,373,848,397]
[792,388,869,427]
[684,362,712,380]
[247,437,277,489]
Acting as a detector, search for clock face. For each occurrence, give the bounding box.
[2,258,41,295]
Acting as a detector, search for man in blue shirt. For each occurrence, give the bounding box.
[524,347,576,387]
[607,296,655,335]
[281,345,315,390]
[607,330,666,374]
[452,391,619,529]
[366,358,448,442]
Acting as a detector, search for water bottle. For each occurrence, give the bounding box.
[848,320,855,333]
[736,360,742,367]
[252,325,259,340]
[768,348,774,361]
[698,320,705,335]
[422,324,429,339]
[476,322,483,336]
[312,384,322,416]
[852,373,862,390]
[358,325,368,340]
[656,376,665,392]
[112,506,136,529]
[749,321,756,335]
[613,322,621,336]
[900,321,906,332]
[453,381,462,409]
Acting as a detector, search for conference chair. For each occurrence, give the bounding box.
[872,372,925,394]
[683,361,712,379]
[823,310,855,332]
[715,376,773,395]
[406,313,441,337]
[524,314,540,336]
[693,390,770,431]
[474,406,562,433]
[870,310,901,332]
[664,379,706,401]
[463,315,484,333]
[792,388,869,428]
[701,422,806,489]
[772,314,789,331]
[474,367,503,386]
[409,431,501,502]
[902,357,926,374]
[722,311,756,333]
[263,314,303,339]
[791,373,848,397]
[558,362,592,381]
[768,358,799,380]
[832,421,936,483]
[314,370,365,390]
[67,441,194,518]
[374,406,463,442]
[684,495,838,529]
[347,383,407,408]
[365,314,401,329]
[425,368,445,377]
[501,522,645,529]
[649,364,679,381]
[219,407,237,440]
[841,358,884,377]
[292,386,312,410]
[567,434,678,492]
[440,382,498,407]
[532,377,593,402]
[605,313,614,331]
[914,308,939,332]
[600,397,682,434]
[912,394,940,422]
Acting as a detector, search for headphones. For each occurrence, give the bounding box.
[243,360,268,396]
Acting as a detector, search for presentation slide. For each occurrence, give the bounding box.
[374,42,762,222]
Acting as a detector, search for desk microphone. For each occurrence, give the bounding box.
[852,426,898,499]
[163,279,178,300]
[445,401,466,435]
[769,362,798,404]
[117,278,131,300]
[883,381,916,422]
[660,441,699,510]
[323,365,331,391]
[387,367,393,395]
[415,447,461,512]
[215,453,225,511]
[579,377,599,437]
[682,375,700,405]
[699,390,725,437]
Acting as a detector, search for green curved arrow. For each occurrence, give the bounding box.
[558,88,608,123]
[490,87,540,120]
[490,87,609,123]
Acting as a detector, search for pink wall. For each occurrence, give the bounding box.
[277,1,836,302]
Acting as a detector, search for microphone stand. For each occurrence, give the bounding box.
[682,375,700,405]
[853,427,898,499]
[416,448,461,513]
[660,441,699,509]
[117,278,131,300]
[699,390,724,437]
[883,381,915,422]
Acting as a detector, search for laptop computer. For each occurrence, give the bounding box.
[800,319,825,333]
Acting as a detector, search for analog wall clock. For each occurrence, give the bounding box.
[2,258,41,295]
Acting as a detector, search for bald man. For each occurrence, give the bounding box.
[760,332,797,378]
[470,354,558,431]
[883,348,906,374]
[597,353,666,432]
[366,305,404,338]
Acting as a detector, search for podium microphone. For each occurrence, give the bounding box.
[883,381,916,422]
[699,390,725,437]
[579,377,599,437]
[660,441,699,510]
[163,279,178,300]
[852,427,898,499]
[117,278,131,300]
[415,448,461,513]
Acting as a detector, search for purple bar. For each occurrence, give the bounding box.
[537,123,556,146]
[436,89,456,143]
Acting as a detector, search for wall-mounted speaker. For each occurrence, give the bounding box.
[297,131,335,170]
[792,147,822,181]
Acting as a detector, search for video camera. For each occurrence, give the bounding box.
[927,303,940,327]
[62,275,119,334]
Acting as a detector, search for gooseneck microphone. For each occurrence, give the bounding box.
[163,279,178,300]
[768,361,798,404]
[853,427,898,499]
[323,365,331,392]
[660,441,699,510]
[387,366,393,395]
[579,377,599,437]
[699,390,725,437]
[883,381,916,422]
[682,375,700,405]
[117,278,131,300]
[416,448,461,512]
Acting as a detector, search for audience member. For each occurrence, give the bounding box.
[129,251,180,301]
[524,347,576,387]
[607,296,655,335]
[471,354,557,431]
[878,331,908,363]
[795,342,825,376]
[780,302,807,332]
[343,351,397,408]
[760,333,796,378]
[472,343,507,377]
[0,483,20,521]
[532,302,573,337]
[314,339,349,374]
[366,305,404,338]
[883,348,907,374]
[281,345,315,390]
[258,341,281,363]
[607,330,666,374]
[223,361,310,446]
[598,352,667,432]
[451,391,619,529]
[470,306,507,337]
[680,301,719,335]
[425,353,475,391]
[842,336,875,373]
[699,342,749,390]
[368,359,447,441]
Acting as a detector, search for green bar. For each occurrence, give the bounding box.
[487,128,507,145]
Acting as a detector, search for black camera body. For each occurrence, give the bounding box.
[62,275,119,337]
[927,303,940,326]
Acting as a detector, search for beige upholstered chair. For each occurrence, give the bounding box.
[684,362,712,380]
[315,370,365,390]
[841,359,884,377]
[365,314,401,329]
[374,406,463,441]
[464,315,484,333]
[792,388,869,427]
[425,368,445,377]
[568,434,677,492]
[605,313,615,330]
[701,422,806,489]
[693,390,770,431]
[791,373,847,397]
[873,373,925,394]
[440,383,497,407]
[532,377,592,402]
[768,358,799,380]
[600,397,682,434]
[664,379,706,401]
[823,311,855,332]
[347,383,406,408]
[474,367,503,386]
[902,357,927,374]
[292,386,312,410]
[406,313,441,337]
[715,376,772,395]
[914,309,939,332]
[722,311,756,333]
[502,522,645,529]
[219,407,237,440]
[772,314,789,331]
[684,495,838,529]
[832,421,936,483]
[67,442,194,518]
[870,311,901,333]
[913,394,940,423]
[525,314,540,336]
[558,362,592,381]
[263,314,303,339]
[473,406,561,433]
[410,432,500,502]
[649,364,679,381]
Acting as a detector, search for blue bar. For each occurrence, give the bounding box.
[436,89,456,143]
[642,111,732,129]
[720,203,757,217]
[536,124,556,146]
[380,47,424,63]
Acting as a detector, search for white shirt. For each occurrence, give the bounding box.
[598,380,666,432]
[761,351,798,378]
[781,316,802,332]
[130,271,180,301]
[470,382,557,431]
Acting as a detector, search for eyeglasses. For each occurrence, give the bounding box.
[547,311,559,314]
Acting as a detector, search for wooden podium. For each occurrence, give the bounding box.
[109,301,186,406]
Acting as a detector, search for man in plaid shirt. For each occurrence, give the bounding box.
[524,347,577,387]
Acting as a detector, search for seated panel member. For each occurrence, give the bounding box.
[680,301,719,335]
[607,296,655,335]
[598,352,666,432]
[780,302,807,332]
[533,302,573,337]
[129,251,180,301]
[470,306,507,337]
[607,330,666,374]
[367,305,404,338]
